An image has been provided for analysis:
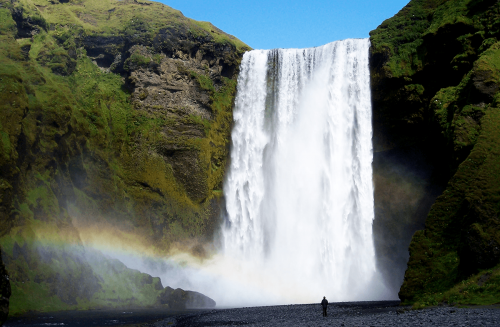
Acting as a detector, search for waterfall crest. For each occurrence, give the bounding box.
[223,39,379,302]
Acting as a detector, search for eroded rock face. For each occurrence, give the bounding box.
[129,46,213,120]
[123,44,234,201]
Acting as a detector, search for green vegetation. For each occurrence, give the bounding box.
[370,0,500,307]
[190,70,216,93]
[0,0,247,314]
[412,263,500,308]
[1,225,165,315]
[431,71,487,153]
[192,21,249,52]
[127,53,151,67]
[370,0,433,77]
[370,0,499,78]
[4,0,249,53]
[189,72,238,192]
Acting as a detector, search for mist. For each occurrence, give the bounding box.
[56,39,406,308]
[86,39,396,307]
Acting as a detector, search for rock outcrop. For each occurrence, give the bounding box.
[157,286,216,309]
[369,0,500,306]
[0,0,248,315]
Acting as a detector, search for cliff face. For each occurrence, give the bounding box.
[0,0,248,315]
[370,0,500,306]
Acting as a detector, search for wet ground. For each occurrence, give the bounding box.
[149,301,500,327]
[5,301,500,327]
[3,308,201,327]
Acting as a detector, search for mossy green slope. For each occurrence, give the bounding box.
[412,262,500,308]
[0,0,248,315]
[1,226,165,314]
[370,0,500,306]
[370,0,499,152]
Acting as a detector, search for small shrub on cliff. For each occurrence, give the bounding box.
[127,53,151,68]
[190,70,215,93]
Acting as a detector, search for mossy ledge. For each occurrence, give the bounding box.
[0,0,249,315]
[369,0,500,306]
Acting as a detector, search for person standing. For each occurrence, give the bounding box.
[321,296,328,317]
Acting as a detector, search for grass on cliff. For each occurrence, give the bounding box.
[412,263,500,309]
[1,0,223,251]
[68,50,133,154]
[400,100,500,305]
[193,21,249,53]
[431,71,486,153]
[369,0,500,78]
[369,0,436,77]
[0,0,246,315]
[188,70,237,192]
[474,41,500,84]
[11,0,249,52]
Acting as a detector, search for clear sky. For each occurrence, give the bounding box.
[156,0,410,50]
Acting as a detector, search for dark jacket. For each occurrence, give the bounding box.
[321,298,328,308]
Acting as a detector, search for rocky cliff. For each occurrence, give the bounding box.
[370,0,500,306]
[0,0,248,315]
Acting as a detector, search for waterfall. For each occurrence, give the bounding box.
[222,39,379,302]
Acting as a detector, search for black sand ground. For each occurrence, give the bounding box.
[5,301,500,327]
[3,308,195,327]
[147,301,500,327]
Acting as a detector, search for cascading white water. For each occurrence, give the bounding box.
[222,38,379,303]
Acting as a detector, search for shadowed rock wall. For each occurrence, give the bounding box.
[0,250,10,326]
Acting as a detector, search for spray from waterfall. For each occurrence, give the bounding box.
[88,39,393,307]
[222,38,387,303]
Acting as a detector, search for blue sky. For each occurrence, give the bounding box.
[156,0,410,50]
